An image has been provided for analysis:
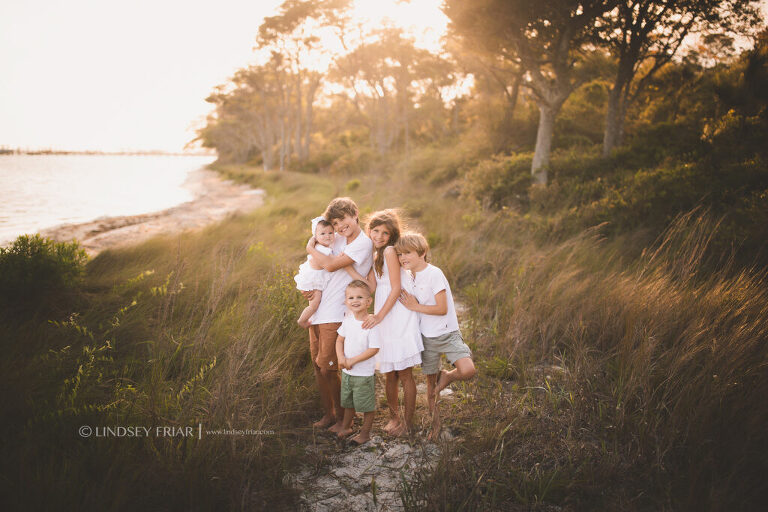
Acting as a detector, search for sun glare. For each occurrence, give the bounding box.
[263,0,450,75]
[349,0,448,53]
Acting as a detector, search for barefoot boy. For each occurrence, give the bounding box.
[335,280,380,445]
[396,232,476,440]
[304,197,373,432]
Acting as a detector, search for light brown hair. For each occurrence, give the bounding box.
[346,279,371,296]
[324,197,359,223]
[366,209,402,277]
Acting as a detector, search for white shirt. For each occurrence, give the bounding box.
[412,264,460,337]
[310,229,373,324]
[299,242,332,267]
[337,314,381,376]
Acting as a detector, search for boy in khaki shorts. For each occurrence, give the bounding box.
[335,280,381,445]
[304,197,373,432]
[397,232,476,440]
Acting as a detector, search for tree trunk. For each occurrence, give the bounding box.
[603,64,634,157]
[294,72,303,161]
[303,76,319,161]
[531,105,557,185]
[451,102,460,135]
[279,117,286,171]
[262,125,274,170]
[507,72,521,115]
[603,86,624,157]
[403,106,410,156]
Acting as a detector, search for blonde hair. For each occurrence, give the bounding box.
[366,209,402,278]
[347,279,371,296]
[394,232,429,261]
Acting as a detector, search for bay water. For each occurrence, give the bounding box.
[0,154,216,245]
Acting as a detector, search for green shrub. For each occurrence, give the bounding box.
[463,153,532,210]
[289,149,338,174]
[0,234,87,306]
[345,178,361,192]
[619,120,705,167]
[554,79,610,148]
[328,145,378,175]
[406,145,470,185]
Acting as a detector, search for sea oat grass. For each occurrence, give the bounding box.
[3,159,766,510]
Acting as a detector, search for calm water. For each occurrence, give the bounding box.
[0,154,216,245]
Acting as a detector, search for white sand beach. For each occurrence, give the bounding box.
[40,168,264,256]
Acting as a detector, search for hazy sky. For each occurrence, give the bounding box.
[2,1,760,153]
[0,0,284,152]
[0,0,447,153]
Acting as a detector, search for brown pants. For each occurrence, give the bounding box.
[309,322,342,370]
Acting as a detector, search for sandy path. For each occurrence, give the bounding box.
[39,167,264,256]
[283,301,471,510]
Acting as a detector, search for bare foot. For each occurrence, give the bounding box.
[312,415,334,428]
[337,427,355,438]
[389,422,410,437]
[349,432,370,445]
[383,418,401,434]
[434,369,450,395]
[328,421,345,433]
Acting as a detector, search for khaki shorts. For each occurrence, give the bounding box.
[340,372,376,412]
[421,330,472,375]
[309,322,342,370]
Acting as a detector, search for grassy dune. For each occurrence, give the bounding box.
[218,160,768,509]
[1,171,337,509]
[2,159,767,510]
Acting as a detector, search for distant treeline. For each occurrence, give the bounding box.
[199,0,768,267]
[0,148,212,156]
[198,0,765,181]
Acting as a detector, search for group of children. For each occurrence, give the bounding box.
[294,197,476,445]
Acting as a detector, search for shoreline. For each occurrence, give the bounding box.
[39,167,264,256]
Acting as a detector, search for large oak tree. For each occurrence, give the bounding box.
[445,0,620,184]
[600,0,761,156]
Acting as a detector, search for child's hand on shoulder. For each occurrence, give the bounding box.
[306,236,316,251]
[362,313,380,329]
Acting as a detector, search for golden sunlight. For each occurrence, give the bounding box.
[349,0,448,52]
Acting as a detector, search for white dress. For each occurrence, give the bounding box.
[294,244,332,292]
[373,256,423,372]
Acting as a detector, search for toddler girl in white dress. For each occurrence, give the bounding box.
[295,216,335,328]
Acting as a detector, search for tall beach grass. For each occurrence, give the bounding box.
[1,170,339,510]
[2,157,766,510]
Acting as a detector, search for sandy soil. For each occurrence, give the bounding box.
[39,167,264,256]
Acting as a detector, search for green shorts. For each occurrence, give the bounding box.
[340,372,376,412]
[421,330,472,375]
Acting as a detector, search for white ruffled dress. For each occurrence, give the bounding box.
[374,257,423,372]
[294,244,332,292]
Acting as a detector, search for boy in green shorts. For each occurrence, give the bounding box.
[335,280,381,445]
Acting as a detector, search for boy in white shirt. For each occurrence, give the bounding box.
[335,280,381,445]
[396,232,476,440]
[304,197,374,433]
